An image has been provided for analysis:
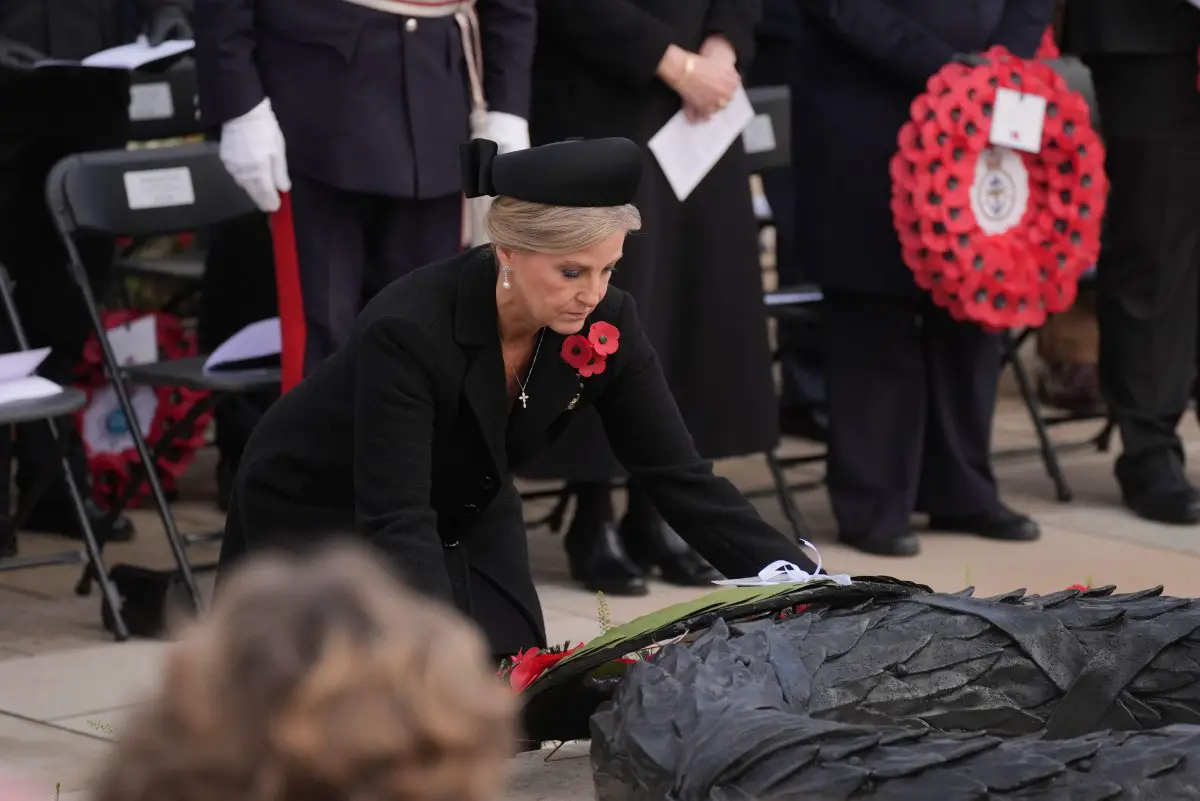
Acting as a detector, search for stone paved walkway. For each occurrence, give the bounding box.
[4,400,1200,799]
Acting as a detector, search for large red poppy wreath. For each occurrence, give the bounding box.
[890,46,1108,331]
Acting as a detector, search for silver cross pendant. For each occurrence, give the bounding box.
[519,390,529,409]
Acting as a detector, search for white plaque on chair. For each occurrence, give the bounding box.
[0,348,62,405]
[123,167,195,210]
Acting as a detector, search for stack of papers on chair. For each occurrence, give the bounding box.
[0,348,63,405]
[204,318,282,373]
[36,37,194,72]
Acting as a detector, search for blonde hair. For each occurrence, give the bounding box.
[91,543,517,801]
[485,196,641,254]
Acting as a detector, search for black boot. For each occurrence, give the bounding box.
[620,487,720,586]
[563,483,647,596]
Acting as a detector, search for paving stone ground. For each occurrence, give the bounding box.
[3,399,1200,800]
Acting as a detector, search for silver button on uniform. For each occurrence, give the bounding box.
[405,18,418,32]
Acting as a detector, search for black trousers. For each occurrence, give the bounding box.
[289,174,462,376]
[198,213,281,466]
[1086,54,1200,482]
[0,122,126,510]
[824,291,1003,538]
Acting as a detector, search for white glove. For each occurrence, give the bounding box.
[219,98,291,213]
[486,110,530,154]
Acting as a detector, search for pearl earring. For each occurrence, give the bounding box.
[502,264,512,290]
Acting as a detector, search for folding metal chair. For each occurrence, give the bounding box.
[113,59,208,312]
[45,142,281,612]
[994,269,1111,502]
[0,263,129,640]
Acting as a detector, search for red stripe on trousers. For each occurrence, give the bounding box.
[270,193,306,393]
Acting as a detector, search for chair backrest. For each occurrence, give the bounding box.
[744,85,792,174]
[45,142,259,238]
[126,58,203,142]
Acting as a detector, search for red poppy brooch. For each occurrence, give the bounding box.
[561,321,620,378]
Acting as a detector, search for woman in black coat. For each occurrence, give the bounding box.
[218,138,818,659]
[522,0,780,597]
[792,0,1055,556]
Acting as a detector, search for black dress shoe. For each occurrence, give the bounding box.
[565,521,648,596]
[620,518,720,586]
[1122,487,1200,525]
[927,507,1041,541]
[23,497,136,543]
[1116,450,1200,525]
[839,532,920,557]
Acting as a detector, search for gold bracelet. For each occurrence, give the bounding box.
[680,54,696,86]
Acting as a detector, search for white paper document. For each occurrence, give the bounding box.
[712,540,853,588]
[0,348,63,405]
[204,318,282,373]
[36,37,194,72]
[106,315,158,367]
[649,85,755,202]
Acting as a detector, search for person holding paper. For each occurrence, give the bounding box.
[216,138,819,660]
[1060,2,1200,525]
[792,0,1054,556]
[0,0,191,553]
[193,0,535,378]
[518,0,780,597]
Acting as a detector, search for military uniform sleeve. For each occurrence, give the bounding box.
[802,0,958,88]
[478,0,537,118]
[353,317,455,603]
[194,0,266,126]
[596,295,818,579]
[989,0,1059,57]
[704,0,762,67]
[536,0,677,88]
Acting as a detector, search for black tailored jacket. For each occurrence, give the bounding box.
[194,0,535,198]
[220,247,815,656]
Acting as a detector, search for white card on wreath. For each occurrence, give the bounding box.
[989,88,1046,154]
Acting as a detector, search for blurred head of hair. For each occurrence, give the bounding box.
[91,542,517,801]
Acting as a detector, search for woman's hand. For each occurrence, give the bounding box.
[657,41,741,122]
[699,35,737,68]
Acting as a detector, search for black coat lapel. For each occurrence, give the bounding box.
[455,248,510,474]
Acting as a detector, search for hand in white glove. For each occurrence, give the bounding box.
[486,111,530,155]
[219,98,291,213]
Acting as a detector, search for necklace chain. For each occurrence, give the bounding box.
[499,328,545,409]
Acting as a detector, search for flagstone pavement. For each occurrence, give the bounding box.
[4,399,1200,800]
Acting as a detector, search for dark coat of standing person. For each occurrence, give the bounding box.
[1061,1,1200,525]
[520,0,781,598]
[792,0,1054,556]
[193,0,536,377]
[0,0,192,555]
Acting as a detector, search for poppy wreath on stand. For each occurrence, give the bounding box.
[890,46,1107,331]
[73,310,213,509]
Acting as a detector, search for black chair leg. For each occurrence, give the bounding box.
[1005,337,1074,502]
[51,418,129,641]
[1094,419,1116,452]
[765,451,814,544]
[60,241,204,614]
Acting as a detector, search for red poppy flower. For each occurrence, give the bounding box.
[588,321,620,356]
[561,335,594,370]
[579,353,608,378]
[1067,584,1089,592]
[506,644,582,692]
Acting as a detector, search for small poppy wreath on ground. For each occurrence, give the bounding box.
[561,321,620,378]
[890,46,1108,331]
